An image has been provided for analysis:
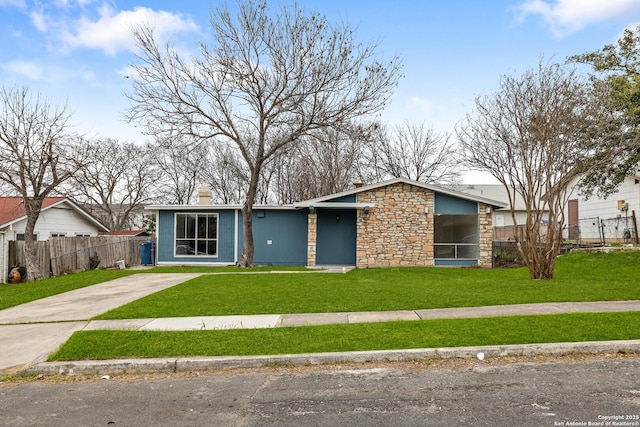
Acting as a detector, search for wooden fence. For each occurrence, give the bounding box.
[493,224,549,242]
[9,236,154,279]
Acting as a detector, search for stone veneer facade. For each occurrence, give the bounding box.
[306,213,317,267]
[306,182,495,268]
[356,182,435,268]
[477,203,494,268]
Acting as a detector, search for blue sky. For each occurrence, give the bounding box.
[1,0,640,183]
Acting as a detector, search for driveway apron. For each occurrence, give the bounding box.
[0,273,200,373]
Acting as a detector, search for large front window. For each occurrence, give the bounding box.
[175,213,218,256]
[433,214,479,259]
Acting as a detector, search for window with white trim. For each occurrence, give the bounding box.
[175,213,218,256]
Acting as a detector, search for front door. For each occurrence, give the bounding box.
[568,199,579,240]
[315,209,356,265]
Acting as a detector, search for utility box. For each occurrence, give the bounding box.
[140,241,156,266]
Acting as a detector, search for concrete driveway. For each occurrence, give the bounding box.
[0,273,200,373]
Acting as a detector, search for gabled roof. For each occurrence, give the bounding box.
[293,177,507,209]
[0,197,110,231]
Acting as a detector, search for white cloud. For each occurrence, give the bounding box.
[61,5,198,56]
[2,60,44,80]
[516,0,640,36]
[30,9,48,31]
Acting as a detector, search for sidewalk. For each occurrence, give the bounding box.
[82,300,640,331]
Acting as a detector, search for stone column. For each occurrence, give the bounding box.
[478,203,494,267]
[307,213,317,267]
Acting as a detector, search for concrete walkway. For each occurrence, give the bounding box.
[83,300,640,331]
[0,273,200,373]
[1,272,640,374]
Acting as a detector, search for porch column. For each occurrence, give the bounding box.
[307,213,317,267]
[478,203,493,267]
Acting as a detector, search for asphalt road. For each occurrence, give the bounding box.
[2,355,640,426]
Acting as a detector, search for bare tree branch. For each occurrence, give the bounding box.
[367,121,460,184]
[68,138,158,230]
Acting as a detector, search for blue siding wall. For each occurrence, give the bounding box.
[156,209,236,264]
[237,209,308,266]
[435,193,478,214]
[324,194,357,203]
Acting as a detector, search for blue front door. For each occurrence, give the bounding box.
[316,209,356,265]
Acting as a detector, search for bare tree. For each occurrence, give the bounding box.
[268,125,369,203]
[368,121,460,184]
[200,142,249,204]
[456,61,608,280]
[125,0,402,267]
[0,85,84,281]
[69,138,158,230]
[150,135,208,204]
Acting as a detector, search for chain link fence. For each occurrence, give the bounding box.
[573,215,638,245]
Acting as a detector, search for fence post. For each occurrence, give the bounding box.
[600,218,606,245]
[633,211,639,245]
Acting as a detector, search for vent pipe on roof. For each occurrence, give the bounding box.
[198,185,212,205]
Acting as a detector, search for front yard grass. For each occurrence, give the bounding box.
[95,251,640,320]
[0,266,307,310]
[50,311,640,360]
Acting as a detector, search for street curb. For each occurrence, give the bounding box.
[22,339,640,376]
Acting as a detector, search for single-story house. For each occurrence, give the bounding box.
[147,178,505,268]
[0,197,109,282]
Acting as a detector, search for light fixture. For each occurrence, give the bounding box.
[485,206,491,214]
[309,205,315,214]
[424,206,429,214]
[363,206,370,214]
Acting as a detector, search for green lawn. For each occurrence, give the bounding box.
[95,251,640,320]
[0,266,307,310]
[50,311,640,361]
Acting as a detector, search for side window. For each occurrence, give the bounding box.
[16,233,38,241]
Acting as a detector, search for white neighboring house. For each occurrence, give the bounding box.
[565,175,640,243]
[0,197,109,282]
[455,184,550,228]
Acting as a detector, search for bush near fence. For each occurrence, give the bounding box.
[9,236,154,279]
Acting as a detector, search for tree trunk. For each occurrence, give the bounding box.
[22,202,44,281]
[238,200,255,268]
[237,167,261,268]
